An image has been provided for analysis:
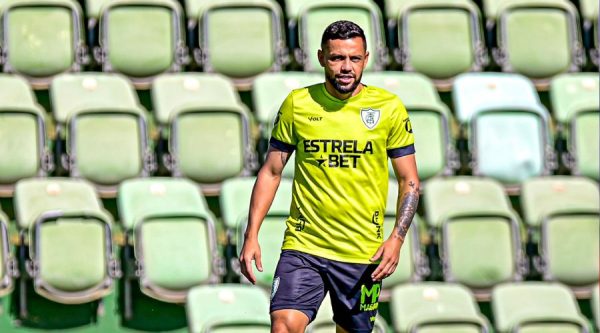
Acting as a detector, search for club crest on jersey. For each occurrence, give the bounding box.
[360,108,380,129]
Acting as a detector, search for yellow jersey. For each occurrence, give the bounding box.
[270,83,415,263]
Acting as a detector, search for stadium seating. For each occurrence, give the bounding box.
[492,282,591,332]
[381,180,429,298]
[252,71,322,139]
[307,293,389,333]
[491,0,584,90]
[233,177,292,288]
[0,0,87,89]
[151,73,256,195]
[390,282,491,333]
[550,73,599,180]
[186,284,271,333]
[0,210,17,298]
[294,0,388,72]
[50,73,155,197]
[394,0,488,90]
[0,75,52,197]
[452,72,556,191]
[520,176,599,296]
[424,176,527,299]
[117,177,222,317]
[13,178,119,306]
[194,0,288,90]
[362,71,459,180]
[93,0,188,89]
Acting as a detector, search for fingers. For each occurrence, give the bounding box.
[371,248,399,281]
[255,251,263,272]
[239,248,258,284]
[370,245,384,262]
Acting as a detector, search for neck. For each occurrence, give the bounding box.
[324,81,364,100]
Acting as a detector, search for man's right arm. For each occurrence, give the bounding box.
[239,146,292,284]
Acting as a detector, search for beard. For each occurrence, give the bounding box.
[326,72,362,94]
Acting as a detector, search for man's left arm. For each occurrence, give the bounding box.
[370,153,419,281]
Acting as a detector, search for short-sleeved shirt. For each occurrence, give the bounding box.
[270,83,415,264]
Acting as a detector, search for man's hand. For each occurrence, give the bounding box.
[370,236,403,281]
[239,237,263,284]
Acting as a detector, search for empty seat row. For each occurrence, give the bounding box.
[0,70,597,200]
[0,0,596,91]
[219,175,599,302]
[0,176,221,324]
[185,281,599,333]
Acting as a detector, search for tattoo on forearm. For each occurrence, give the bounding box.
[394,186,419,241]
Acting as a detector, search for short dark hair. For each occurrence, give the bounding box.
[320,20,367,50]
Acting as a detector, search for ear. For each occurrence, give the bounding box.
[363,50,370,69]
[318,49,325,67]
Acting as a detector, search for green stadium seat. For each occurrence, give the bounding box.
[520,177,599,296]
[550,73,599,180]
[0,75,52,197]
[390,282,491,333]
[492,282,591,333]
[13,178,119,305]
[94,0,188,89]
[363,72,459,180]
[593,284,600,331]
[452,73,556,190]
[0,210,17,298]
[194,0,287,91]
[381,180,429,298]
[424,176,526,299]
[234,178,292,288]
[394,0,488,90]
[50,72,141,132]
[50,73,155,197]
[151,73,256,195]
[492,0,585,90]
[294,0,388,72]
[306,293,389,333]
[151,72,241,128]
[0,0,87,89]
[186,284,271,333]
[252,71,322,140]
[117,178,221,318]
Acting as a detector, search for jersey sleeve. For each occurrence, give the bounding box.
[270,92,297,152]
[387,99,415,158]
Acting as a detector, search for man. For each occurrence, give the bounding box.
[239,20,419,333]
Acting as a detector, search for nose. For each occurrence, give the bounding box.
[341,58,352,72]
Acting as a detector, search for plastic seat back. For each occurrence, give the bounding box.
[118,177,220,302]
[296,0,387,72]
[493,0,584,89]
[50,73,140,127]
[363,72,458,179]
[186,284,271,333]
[521,177,599,289]
[390,282,490,333]
[96,0,187,89]
[0,75,50,194]
[492,282,590,333]
[0,0,86,88]
[152,73,240,127]
[396,0,487,89]
[196,0,287,90]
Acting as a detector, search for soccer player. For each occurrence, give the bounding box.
[239,20,419,333]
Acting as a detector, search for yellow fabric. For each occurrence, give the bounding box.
[271,83,415,263]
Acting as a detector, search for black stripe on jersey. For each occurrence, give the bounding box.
[387,144,415,158]
[270,137,296,153]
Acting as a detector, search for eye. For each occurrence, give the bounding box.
[351,56,362,62]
